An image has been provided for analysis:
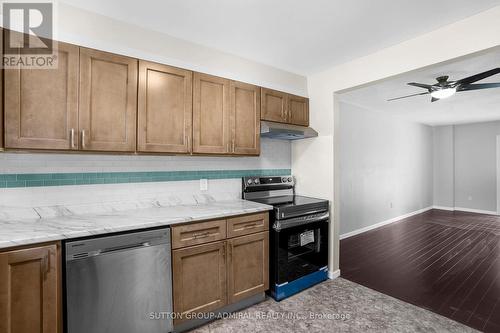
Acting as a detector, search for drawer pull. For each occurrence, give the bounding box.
[244,223,258,229]
[193,231,211,239]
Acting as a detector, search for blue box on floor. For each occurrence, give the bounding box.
[271,267,329,301]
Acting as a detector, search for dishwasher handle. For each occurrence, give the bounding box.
[65,228,171,262]
[67,242,152,261]
[102,241,151,254]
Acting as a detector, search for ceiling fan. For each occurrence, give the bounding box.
[388,68,500,102]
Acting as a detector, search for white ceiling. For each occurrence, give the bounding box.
[59,0,500,75]
[339,48,500,126]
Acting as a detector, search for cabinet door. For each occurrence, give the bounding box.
[227,232,269,304]
[0,244,60,333]
[4,42,79,150]
[261,88,287,123]
[172,242,227,324]
[288,94,309,126]
[138,61,192,153]
[230,81,260,155]
[192,73,230,154]
[0,28,3,150]
[79,48,137,152]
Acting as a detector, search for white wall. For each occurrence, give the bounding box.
[292,5,500,273]
[454,121,500,212]
[56,3,307,96]
[434,121,500,214]
[339,102,433,236]
[433,126,455,208]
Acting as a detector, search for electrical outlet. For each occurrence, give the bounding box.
[468,195,472,201]
[200,179,208,191]
[390,202,393,208]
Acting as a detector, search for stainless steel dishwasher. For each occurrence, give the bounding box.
[65,228,173,333]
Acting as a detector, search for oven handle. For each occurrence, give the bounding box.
[273,212,329,231]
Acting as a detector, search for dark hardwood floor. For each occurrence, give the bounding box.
[340,209,500,333]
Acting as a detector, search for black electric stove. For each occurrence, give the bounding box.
[242,175,329,301]
[249,195,329,220]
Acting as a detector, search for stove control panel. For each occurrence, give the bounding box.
[243,175,294,188]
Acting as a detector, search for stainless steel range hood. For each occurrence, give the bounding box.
[260,121,318,140]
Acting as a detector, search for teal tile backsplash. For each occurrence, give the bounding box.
[0,169,291,188]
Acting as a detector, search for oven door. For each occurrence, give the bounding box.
[272,213,329,285]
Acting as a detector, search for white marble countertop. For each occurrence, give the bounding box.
[0,200,273,250]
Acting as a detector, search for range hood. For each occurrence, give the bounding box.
[260,121,318,140]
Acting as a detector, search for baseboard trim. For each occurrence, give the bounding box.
[339,206,433,240]
[328,269,340,279]
[453,207,498,215]
[432,205,455,211]
[432,205,498,215]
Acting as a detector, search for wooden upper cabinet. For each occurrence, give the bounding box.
[261,88,309,126]
[138,61,192,153]
[172,242,227,324]
[261,88,287,123]
[192,73,230,154]
[79,48,137,152]
[0,28,3,150]
[0,243,60,333]
[288,94,309,126]
[4,42,79,150]
[227,232,269,304]
[230,81,260,155]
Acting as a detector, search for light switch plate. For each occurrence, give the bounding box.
[200,179,208,191]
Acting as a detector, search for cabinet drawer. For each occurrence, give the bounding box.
[171,219,227,249]
[227,213,269,238]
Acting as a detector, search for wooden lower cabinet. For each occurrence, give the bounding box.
[0,243,61,333]
[172,213,270,327]
[227,232,269,304]
[172,241,227,324]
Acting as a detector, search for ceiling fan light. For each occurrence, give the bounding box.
[430,88,456,99]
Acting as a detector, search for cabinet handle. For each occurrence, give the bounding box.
[186,135,190,152]
[222,243,226,260]
[232,139,235,153]
[192,231,210,239]
[226,143,230,153]
[81,130,86,149]
[244,223,258,229]
[70,128,75,149]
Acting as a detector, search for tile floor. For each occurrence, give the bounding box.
[190,278,475,332]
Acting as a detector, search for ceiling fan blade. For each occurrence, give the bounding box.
[407,82,433,90]
[455,68,500,85]
[431,97,439,103]
[387,92,429,101]
[458,82,500,91]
